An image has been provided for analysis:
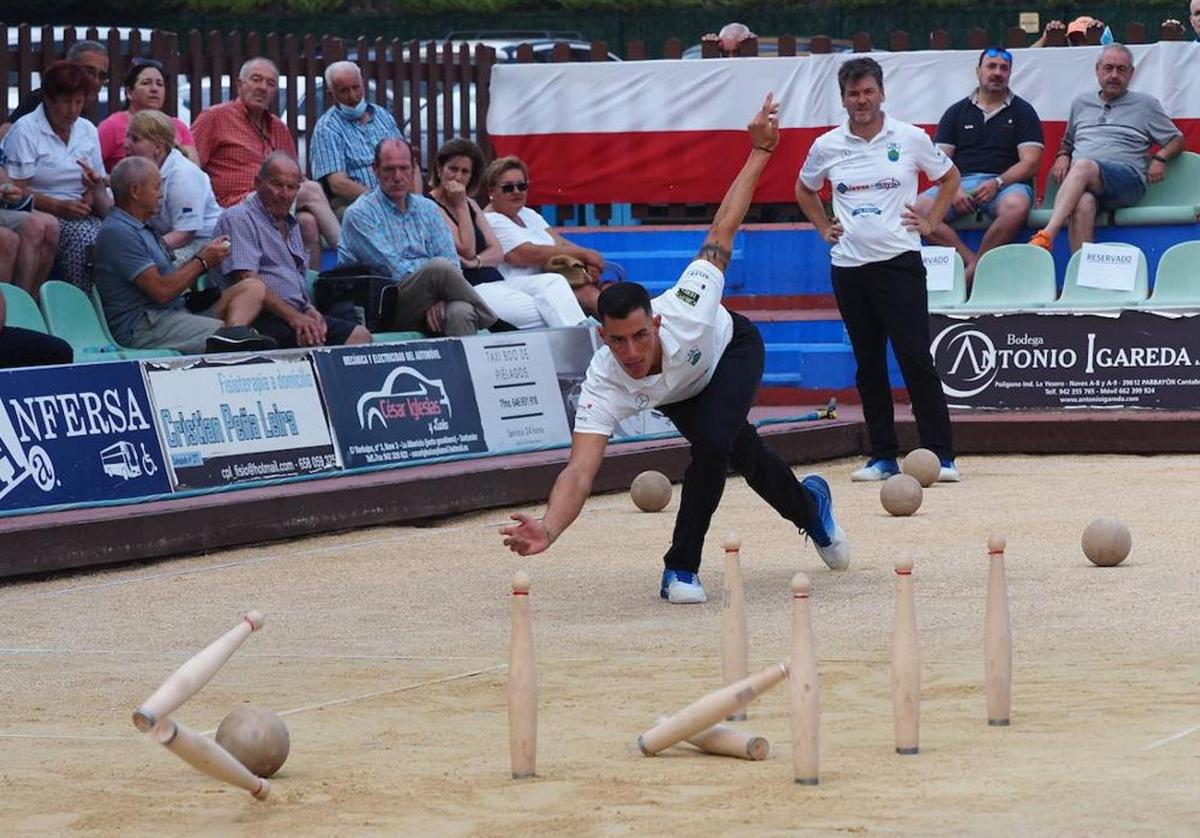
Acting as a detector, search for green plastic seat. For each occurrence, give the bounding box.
[1051,243,1148,310]
[926,249,968,311]
[39,281,173,362]
[89,287,181,359]
[1027,176,1111,229]
[371,330,426,344]
[1140,241,1200,309]
[1113,151,1200,226]
[1,283,50,332]
[960,245,1058,312]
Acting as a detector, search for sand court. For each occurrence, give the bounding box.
[1,454,1197,834]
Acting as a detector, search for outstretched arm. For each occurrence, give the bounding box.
[697,93,780,272]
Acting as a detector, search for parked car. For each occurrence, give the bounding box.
[680,37,858,59]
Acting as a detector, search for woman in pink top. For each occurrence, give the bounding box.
[97,59,199,172]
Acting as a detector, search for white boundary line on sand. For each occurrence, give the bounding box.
[1142,723,1200,751]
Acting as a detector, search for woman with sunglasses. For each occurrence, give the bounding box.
[483,156,604,317]
[124,109,222,265]
[97,59,199,173]
[428,140,586,329]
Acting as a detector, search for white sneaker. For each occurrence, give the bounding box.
[851,458,900,482]
[938,460,962,482]
[659,569,708,604]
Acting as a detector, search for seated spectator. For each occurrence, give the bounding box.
[124,110,222,265]
[914,47,1042,285]
[483,156,604,317]
[339,138,497,337]
[1,40,109,142]
[702,22,757,56]
[1031,16,1112,47]
[98,59,199,173]
[192,57,339,269]
[92,157,275,355]
[427,138,585,329]
[0,167,60,295]
[1029,45,1184,253]
[215,152,370,348]
[0,283,73,368]
[2,61,111,289]
[310,60,419,218]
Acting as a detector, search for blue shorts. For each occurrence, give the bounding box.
[1094,161,1145,210]
[920,173,1035,223]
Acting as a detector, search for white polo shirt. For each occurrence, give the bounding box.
[153,148,222,240]
[1,104,105,199]
[485,206,555,280]
[798,115,953,268]
[574,259,733,437]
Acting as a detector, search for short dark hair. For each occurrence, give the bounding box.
[432,138,486,193]
[597,282,653,323]
[42,60,98,100]
[837,57,884,96]
[374,136,413,167]
[483,155,528,189]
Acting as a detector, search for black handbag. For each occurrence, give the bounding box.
[313,263,398,331]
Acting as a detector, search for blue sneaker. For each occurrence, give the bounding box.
[938,458,961,483]
[851,458,899,482]
[659,569,708,604]
[801,474,851,570]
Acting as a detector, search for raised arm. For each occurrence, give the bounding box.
[697,93,780,272]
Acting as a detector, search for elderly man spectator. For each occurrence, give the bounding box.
[92,157,275,355]
[339,138,496,337]
[191,57,339,269]
[914,47,1043,285]
[1029,44,1185,253]
[310,60,419,218]
[1,40,110,140]
[215,152,370,348]
[0,286,73,368]
[701,22,757,57]
[0,165,59,294]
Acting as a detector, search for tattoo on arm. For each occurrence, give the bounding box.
[697,241,732,267]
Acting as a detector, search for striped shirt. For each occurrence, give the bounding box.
[338,188,457,280]
[309,103,401,189]
[192,99,297,207]
[213,192,308,310]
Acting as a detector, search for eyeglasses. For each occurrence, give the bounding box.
[981,47,1012,64]
[82,66,111,84]
[499,181,529,194]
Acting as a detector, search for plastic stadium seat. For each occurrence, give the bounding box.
[960,245,1058,312]
[1,283,50,332]
[371,330,426,344]
[1112,151,1200,226]
[1140,241,1200,309]
[1026,176,1111,229]
[88,288,181,359]
[1051,243,1148,310]
[926,250,968,310]
[39,281,175,362]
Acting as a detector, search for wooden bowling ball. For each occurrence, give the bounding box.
[901,448,941,488]
[215,705,290,778]
[881,474,923,517]
[1081,518,1131,567]
[631,470,672,512]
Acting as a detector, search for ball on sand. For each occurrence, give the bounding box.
[901,448,941,488]
[215,705,291,778]
[881,473,923,517]
[630,470,672,512]
[1081,517,1132,567]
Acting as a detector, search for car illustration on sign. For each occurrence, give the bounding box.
[356,367,453,431]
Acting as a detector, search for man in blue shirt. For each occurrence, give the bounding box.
[913,47,1043,285]
[310,61,420,218]
[339,138,495,336]
[92,157,274,355]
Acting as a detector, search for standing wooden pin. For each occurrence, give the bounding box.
[509,570,537,779]
[721,532,749,721]
[892,554,920,754]
[984,535,1012,726]
[789,572,820,785]
[133,610,265,732]
[152,718,270,800]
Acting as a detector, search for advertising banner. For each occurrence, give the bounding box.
[931,311,1200,409]
[314,340,487,468]
[461,331,571,453]
[145,356,339,490]
[0,361,170,513]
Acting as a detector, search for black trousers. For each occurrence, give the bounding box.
[0,326,73,369]
[831,250,955,462]
[658,312,818,574]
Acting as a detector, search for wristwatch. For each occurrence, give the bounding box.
[994,176,1005,190]
[1152,154,1168,164]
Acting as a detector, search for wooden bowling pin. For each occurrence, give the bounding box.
[152,718,269,800]
[637,662,788,756]
[720,532,749,721]
[508,571,537,779]
[656,716,770,761]
[892,554,920,755]
[789,572,820,785]
[133,610,265,732]
[984,535,1012,726]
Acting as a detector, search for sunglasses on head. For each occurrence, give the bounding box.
[982,47,1013,64]
[499,181,528,194]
